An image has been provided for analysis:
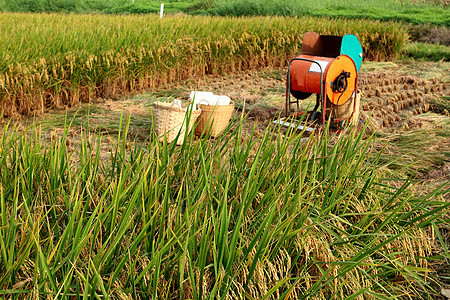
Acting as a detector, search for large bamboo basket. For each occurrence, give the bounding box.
[195,103,234,137]
[152,101,201,145]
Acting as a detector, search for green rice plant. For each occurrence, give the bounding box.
[207,0,449,26]
[0,0,199,14]
[0,13,408,117]
[402,42,450,61]
[0,114,448,298]
[1,0,447,27]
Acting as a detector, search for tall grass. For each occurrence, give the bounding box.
[0,115,448,298]
[0,13,408,117]
[1,0,447,26]
[208,0,449,26]
[0,0,123,13]
[0,0,197,14]
[402,42,450,61]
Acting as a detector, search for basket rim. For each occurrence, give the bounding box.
[153,101,201,114]
[197,102,235,111]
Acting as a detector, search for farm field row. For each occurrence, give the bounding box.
[1,0,448,26]
[209,0,449,26]
[0,13,408,117]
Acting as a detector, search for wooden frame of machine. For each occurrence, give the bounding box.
[274,31,363,132]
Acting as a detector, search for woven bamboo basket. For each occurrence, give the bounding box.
[152,101,201,145]
[195,103,234,137]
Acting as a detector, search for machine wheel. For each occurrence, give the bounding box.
[308,111,321,123]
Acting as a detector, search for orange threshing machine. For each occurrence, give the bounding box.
[274,31,363,131]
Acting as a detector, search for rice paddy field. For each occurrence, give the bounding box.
[0,13,409,118]
[0,4,449,300]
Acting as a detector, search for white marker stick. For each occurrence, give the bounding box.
[160,3,164,18]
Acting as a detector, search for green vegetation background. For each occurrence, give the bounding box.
[0,0,448,26]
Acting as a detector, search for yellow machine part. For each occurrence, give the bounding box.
[325,55,357,105]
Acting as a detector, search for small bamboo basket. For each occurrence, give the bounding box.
[195,103,234,137]
[152,101,201,145]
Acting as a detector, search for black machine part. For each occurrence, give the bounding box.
[308,110,321,122]
[290,90,312,100]
[331,71,350,93]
